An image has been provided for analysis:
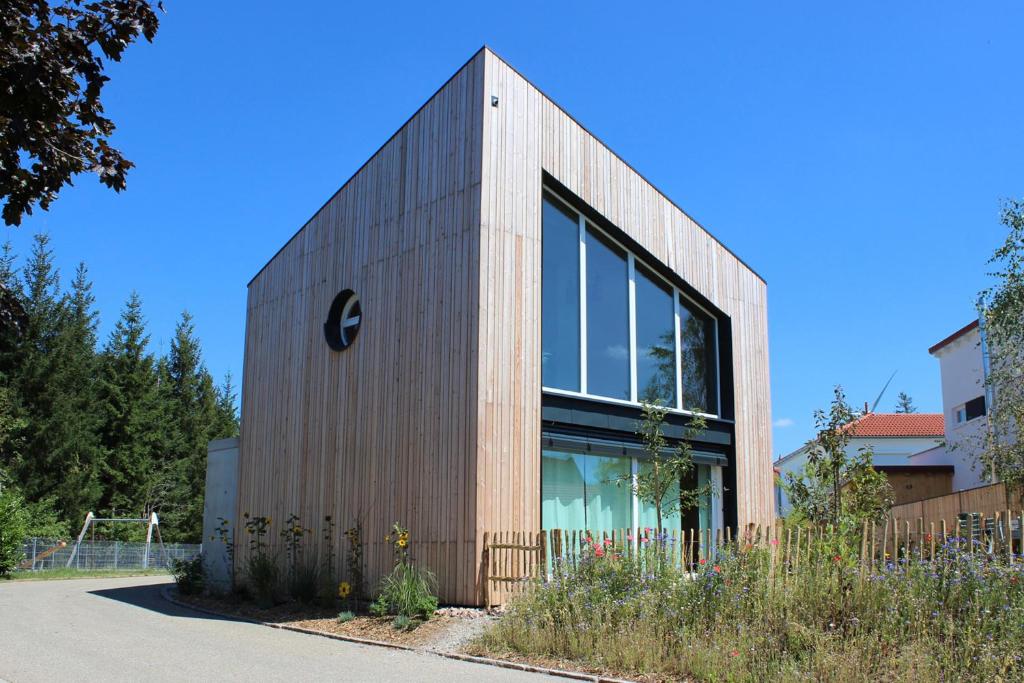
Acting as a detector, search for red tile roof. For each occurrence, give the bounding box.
[928,319,979,355]
[844,413,944,438]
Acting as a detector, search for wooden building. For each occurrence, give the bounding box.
[237,47,773,605]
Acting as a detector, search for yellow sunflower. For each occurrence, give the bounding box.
[337,581,352,599]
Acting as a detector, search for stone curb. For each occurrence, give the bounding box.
[160,587,633,683]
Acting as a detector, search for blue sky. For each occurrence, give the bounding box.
[4,2,1022,458]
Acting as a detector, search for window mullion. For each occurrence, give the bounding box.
[579,215,588,395]
[674,290,683,411]
[627,253,637,403]
[631,457,639,533]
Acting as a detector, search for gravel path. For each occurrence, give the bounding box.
[0,576,550,682]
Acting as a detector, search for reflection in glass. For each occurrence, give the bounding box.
[585,228,630,400]
[585,455,632,532]
[635,264,676,406]
[541,194,581,391]
[680,298,718,413]
[541,450,586,531]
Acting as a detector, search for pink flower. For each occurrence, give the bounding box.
[833,555,842,564]
[644,527,651,535]
[641,537,650,544]
[770,538,779,546]
[699,558,706,565]
[626,534,634,542]
[713,565,721,573]
[603,538,613,547]
[594,547,605,558]
[730,650,740,658]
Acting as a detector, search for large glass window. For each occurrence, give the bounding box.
[635,264,676,405]
[541,451,586,530]
[542,448,712,536]
[584,455,632,532]
[680,298,718,414]
[540,188,720,416]
[585,228,630,400]
[541,194,581,391]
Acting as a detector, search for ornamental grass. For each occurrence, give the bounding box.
[477,533,1024,682]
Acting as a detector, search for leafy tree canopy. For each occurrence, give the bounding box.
[0,0,161,226]
[978,199,1024,492]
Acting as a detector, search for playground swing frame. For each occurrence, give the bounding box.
[65,511,169,569]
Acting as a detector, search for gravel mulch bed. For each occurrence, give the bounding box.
[175,593,495,651]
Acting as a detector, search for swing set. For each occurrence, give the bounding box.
[65,511,169,569]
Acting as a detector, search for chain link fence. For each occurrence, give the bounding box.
[17,537,202,572]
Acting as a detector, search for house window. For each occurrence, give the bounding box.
[541,194,581,391]
[585,227,630,400]
[541,448,711,534]
[540,188,721,416]
[679,298,718,414]
[965,396,986,421]
[635,263,677,405]
[954,406,966,424]
[324,290,361,351]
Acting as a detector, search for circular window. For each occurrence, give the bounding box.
[324,290,361,351]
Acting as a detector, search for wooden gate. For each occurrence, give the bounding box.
[482,531,547,608]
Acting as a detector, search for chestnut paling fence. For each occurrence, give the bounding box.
[483,512,1024,606]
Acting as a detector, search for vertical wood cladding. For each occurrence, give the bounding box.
[238,48,772,606]
[239,52,485,605]
[476,50,773,549]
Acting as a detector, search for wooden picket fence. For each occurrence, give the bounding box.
[483,511,1024,606]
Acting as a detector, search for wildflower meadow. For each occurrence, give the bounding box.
[476,527,1024,682]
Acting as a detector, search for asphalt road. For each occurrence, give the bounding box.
[0,575,551,683]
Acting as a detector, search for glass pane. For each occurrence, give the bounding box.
[635,264,676,406]
[542,194,581,391]
[585,227,630,400]
[584,454,632,535]
[698,465,711,531]
[636,460,683,534]
[680,298,718,413]
[541,450,587,531]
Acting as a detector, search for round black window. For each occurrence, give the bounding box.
[324,290,361,351]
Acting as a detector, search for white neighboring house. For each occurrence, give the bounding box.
[911,319,992,491]
[774,413,946,515]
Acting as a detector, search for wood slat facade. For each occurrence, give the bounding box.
[237,47,773,606]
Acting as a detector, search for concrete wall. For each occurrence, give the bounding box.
[203,437,239,593]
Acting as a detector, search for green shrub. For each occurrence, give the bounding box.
[336,610,355,623]
[477,534,1024,682]
[0,485,29,577]
[372,562,438,620]
[288,560,320,604]
[392,614,413,631]
[245,551,280,608]
[171,555,204,595]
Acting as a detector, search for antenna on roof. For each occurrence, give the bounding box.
[870,370,898,413]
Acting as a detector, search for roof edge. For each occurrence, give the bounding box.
[247,46,489,287]
[928,319,979,355]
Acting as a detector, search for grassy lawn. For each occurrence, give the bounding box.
[6,567,170,581]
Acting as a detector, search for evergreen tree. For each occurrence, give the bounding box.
[161,311,220,541]
[95,293,165,519]
[213,371,240,439]
[894,392,917,414]
[10,237,102,526]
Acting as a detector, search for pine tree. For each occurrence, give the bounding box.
[161,311,220,541]
[95,293,166,520]
[213,371,240,439]
[894,392,917,414]
[11,237,102,525]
